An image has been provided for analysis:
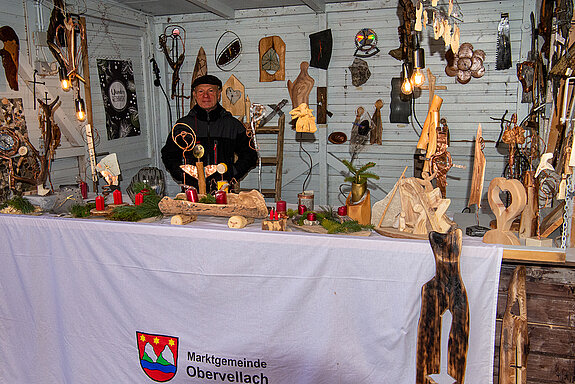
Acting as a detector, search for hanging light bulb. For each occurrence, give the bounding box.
[75,98,86,121]
[411,45,426,87]
[412,68,426,87]
[59,67,71,92]
[400,63,413,95]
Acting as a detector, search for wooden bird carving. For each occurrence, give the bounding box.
[0,26,19,91]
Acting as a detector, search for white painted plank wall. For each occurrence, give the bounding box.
[154,0,532,212]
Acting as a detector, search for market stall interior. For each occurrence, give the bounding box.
[0,0,574,383]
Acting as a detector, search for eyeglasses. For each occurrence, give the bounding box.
[195,87,219,96]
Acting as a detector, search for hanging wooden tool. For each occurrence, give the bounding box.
[416,227,469,384]
[498,266,528,384]
[259,36,285,82]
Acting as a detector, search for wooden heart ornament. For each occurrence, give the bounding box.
[483,177,527,246]
[225,87,241,105]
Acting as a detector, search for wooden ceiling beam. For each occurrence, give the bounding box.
[301,0,325,13]
[183,0,235,19]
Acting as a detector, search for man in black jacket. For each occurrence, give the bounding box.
[161,75,258,192]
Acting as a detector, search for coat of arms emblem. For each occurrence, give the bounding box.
[136,331,179,382]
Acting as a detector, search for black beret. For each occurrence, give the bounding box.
[191,75,222,90]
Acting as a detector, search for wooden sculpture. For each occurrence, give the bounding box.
[37,96,61,190]
[519,170,538,239]
[429,119,453,198]
[468,124,486,208]
[189,47,207,109]
[416,227,469,384]
[287,61,314,109]
[221,75,246,119]
[370,99,383,145]
[416,95,443,174]
[499,266,528,384]
[259,36,285,82]
[483,178,527,246]
[374,175,454,239]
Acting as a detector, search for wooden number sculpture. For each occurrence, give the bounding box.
[370,99,383,145]
[189,47,207,109]
[467,124,486,208]
[221,75,246,120]
[483,178,527,246]
[416,227,469,384]
[259,36,285,82]
[499,266,528,384]
[287,61,315,109]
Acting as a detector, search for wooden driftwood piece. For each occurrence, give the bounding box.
[189,46,207,109]
[287,61,314,109]
[261,218,287,231]
[170,214,196,225]
[259,36,285,82]
[499,266,528,384]
[158,190,268,219]
[228,215,254,229]
[416,227,469,384]
[221,74,246,119]
[483,178,527,246]
[467,124,486,208]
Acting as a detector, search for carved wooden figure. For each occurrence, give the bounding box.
[287,61,314,109]
[499,266,528,384]
[416,227,469,384]
[483,178,527,246]
[370,99,383,145]
[519,170,538,239]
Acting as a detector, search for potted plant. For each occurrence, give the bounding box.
[340,159,380,203]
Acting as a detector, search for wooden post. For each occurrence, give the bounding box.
[79,17,97,193]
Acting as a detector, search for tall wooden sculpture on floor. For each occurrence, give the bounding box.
[499,266,528,384]
[416,227,469,384]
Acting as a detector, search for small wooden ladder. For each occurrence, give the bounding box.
[241,114,285,201]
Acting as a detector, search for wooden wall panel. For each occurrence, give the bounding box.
[494,264,575,384]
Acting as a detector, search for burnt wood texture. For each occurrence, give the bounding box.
[416,227,469,383]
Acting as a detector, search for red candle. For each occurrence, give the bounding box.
[338,206,348,216]
[307,212,316,221]
[113,189,123,205]
[95,195,105,211]
[298,204,306,215]
[215,190,227,204]
[79,181,88,199]
[186,187,198,202]
[276,200,287,213]
[134,192,144,206]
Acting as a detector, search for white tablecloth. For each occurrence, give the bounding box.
[0,214,502,384]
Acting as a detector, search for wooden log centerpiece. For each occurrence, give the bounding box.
[158,190,268,219]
